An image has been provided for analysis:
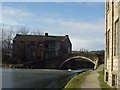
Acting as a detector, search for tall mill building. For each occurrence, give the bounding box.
[12,33,72,64]
[105,1,120,88]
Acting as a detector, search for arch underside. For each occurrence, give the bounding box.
[60,56,95,70]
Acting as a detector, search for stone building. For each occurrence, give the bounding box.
[105,1,120,88]
[12,33,72,64]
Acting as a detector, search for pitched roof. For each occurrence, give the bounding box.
[13,34,68,42]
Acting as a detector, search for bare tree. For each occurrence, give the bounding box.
[17,25,30,35]
[16,25,43,35]
[2,25,43,64]
[2,25,15,64]
[30,27,43,35]
[2,26,14,55]
[2,25,43,54]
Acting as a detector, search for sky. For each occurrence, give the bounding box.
[1,2,105,51]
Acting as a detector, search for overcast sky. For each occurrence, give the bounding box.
[1,2,105,51]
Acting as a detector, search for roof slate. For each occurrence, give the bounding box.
[14,34,68,42]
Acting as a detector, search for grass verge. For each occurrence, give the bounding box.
[63,70,91,89]
[98,70,117,90]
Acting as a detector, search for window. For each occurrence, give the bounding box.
[114,19,119,56]
[30,42,34,45]
[106,72,108,81]
[45,44,49,48]
[108,2,109,11]
[107,1,110,11]
[112,74,115,86]
[119,21,120,56]
[111,58,113,71]
[106,30,110,58]
[112,74,117,86]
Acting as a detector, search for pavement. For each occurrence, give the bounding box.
[81,64,104,89]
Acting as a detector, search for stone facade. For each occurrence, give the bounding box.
[105,1,120,88]
[12,33,72,64]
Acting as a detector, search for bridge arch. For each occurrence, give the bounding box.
[59,56,96,70]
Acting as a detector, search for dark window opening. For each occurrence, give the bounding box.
[30,42,34,45]
[45,45,49,48]
[39,43,42,47]
[107,2,110,11]
[106,72,108,81]
[112,74,115,86]
[106,30,110,58]
[21,41,24,43]
[114,18,119,56]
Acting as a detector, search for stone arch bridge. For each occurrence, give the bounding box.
[59,55,98,70]
[25,53,100,70]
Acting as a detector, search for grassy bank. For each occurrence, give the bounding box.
[98,70,117,90]
[64,70,91,89]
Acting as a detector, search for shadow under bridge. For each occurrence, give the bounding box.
[59,56,97,70]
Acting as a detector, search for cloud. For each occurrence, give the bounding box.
[35,18,105,50]
[2,6,33,25]
[2,5,105,51]
[72,37,105,51]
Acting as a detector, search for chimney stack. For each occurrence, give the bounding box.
[45,33,48,36]
[66,35,68,37]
